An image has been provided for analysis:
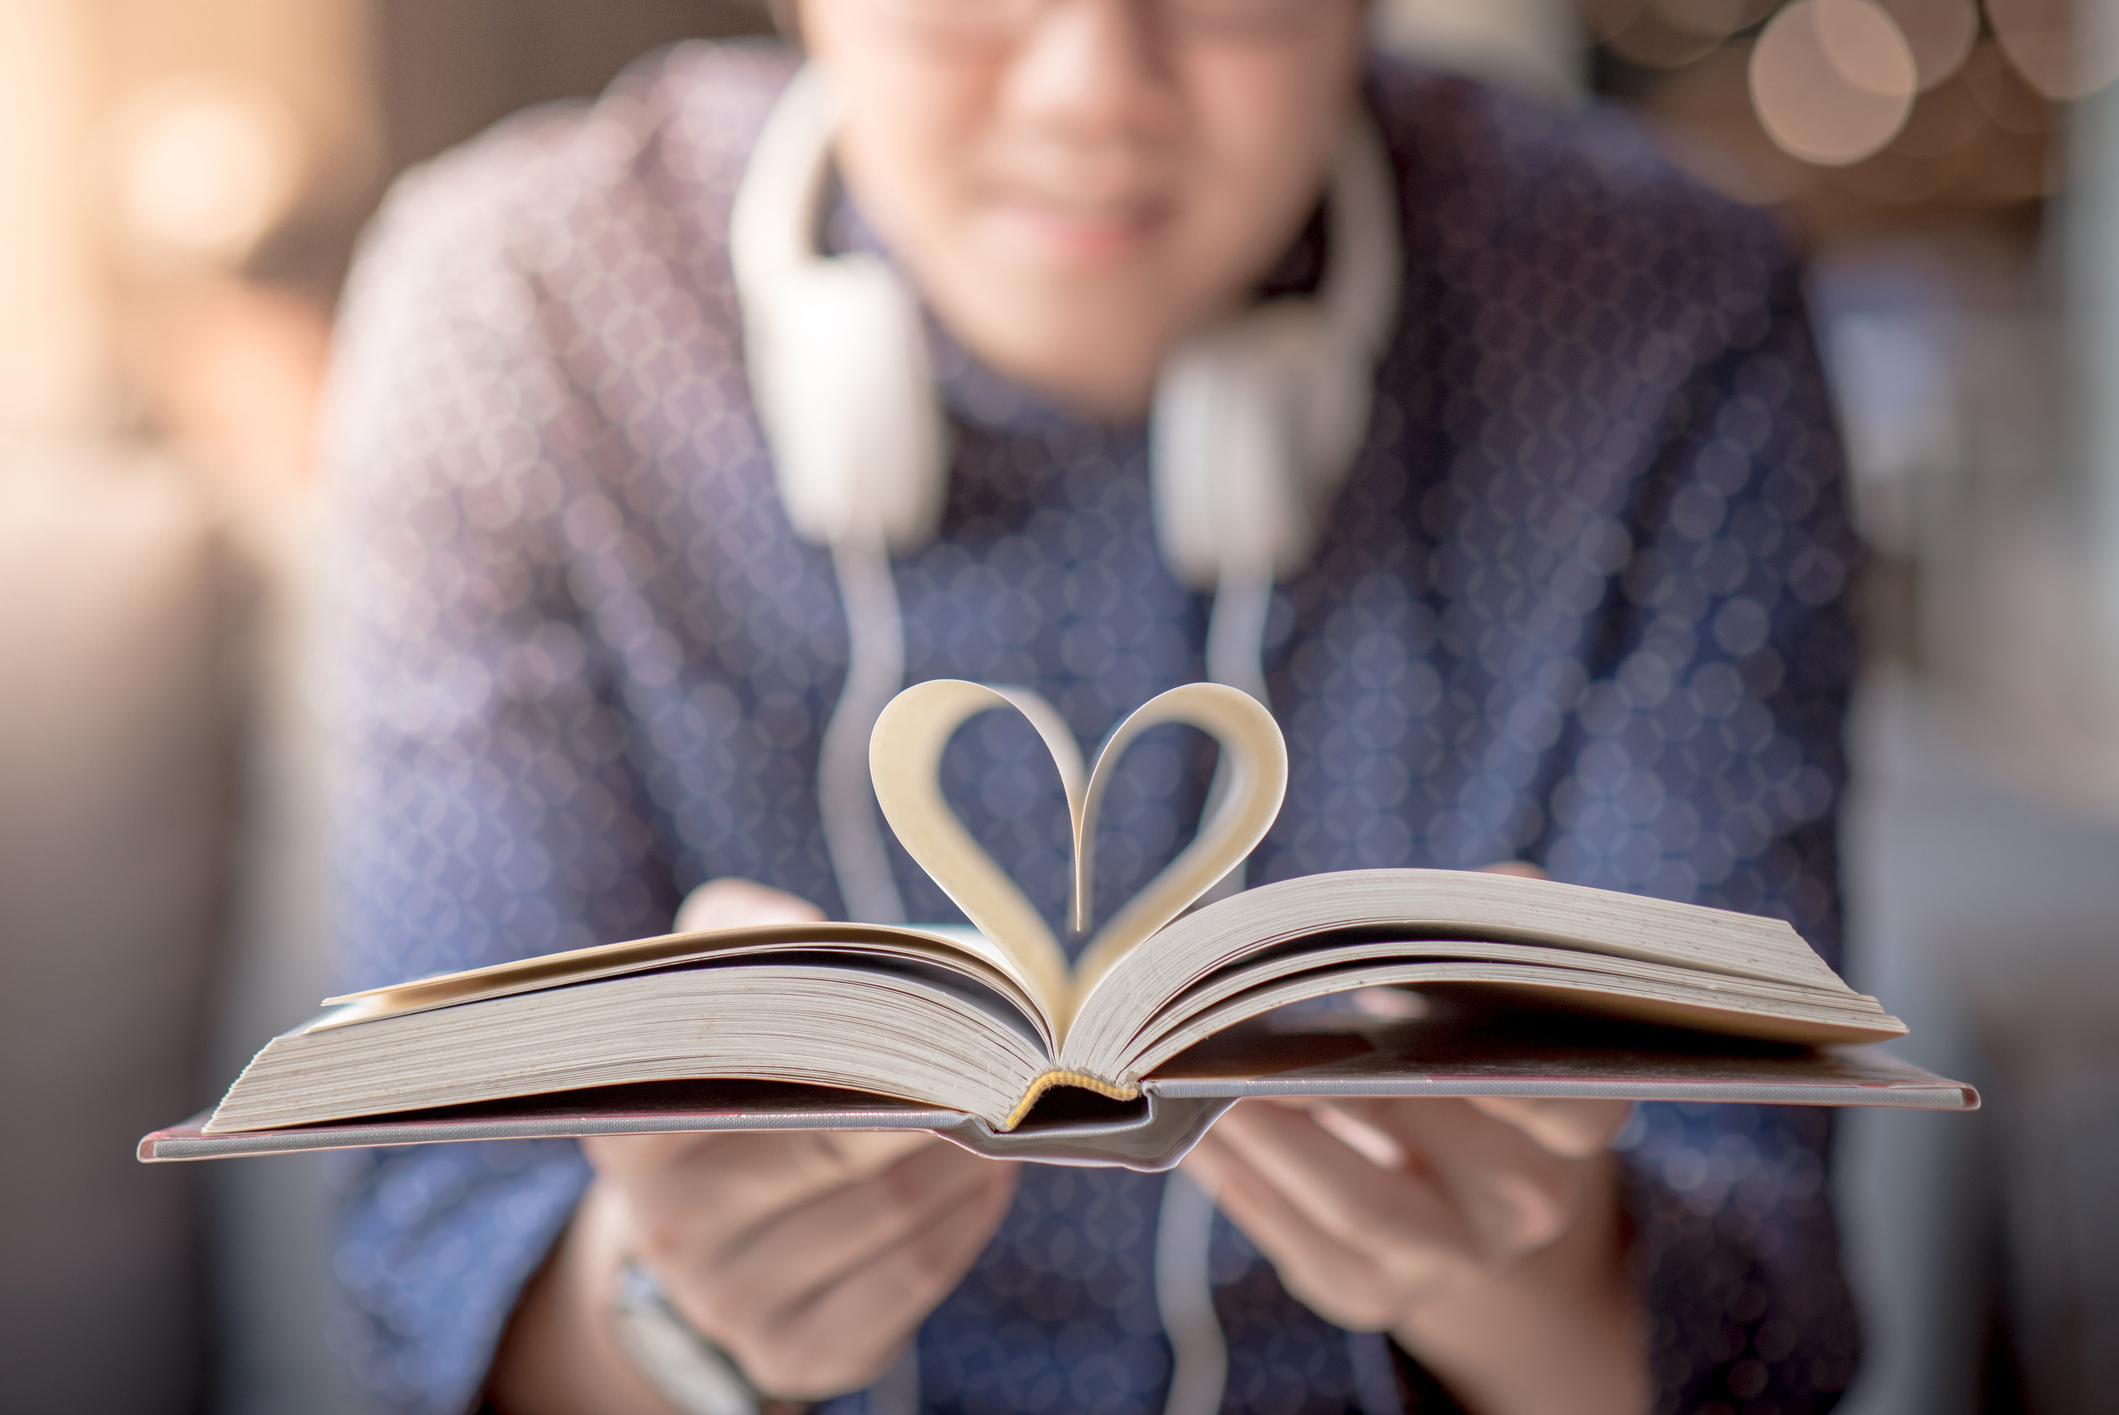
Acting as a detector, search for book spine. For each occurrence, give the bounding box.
[1003,1071,1140,1130]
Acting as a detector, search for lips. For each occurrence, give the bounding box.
[978,183,1177,263]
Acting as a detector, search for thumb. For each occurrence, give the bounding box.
[676,877,826,932]
[1466,1096,1633,1158]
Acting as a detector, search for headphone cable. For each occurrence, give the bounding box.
[818,534,911,925]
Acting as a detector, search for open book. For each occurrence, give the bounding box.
[144,681,1972,1171]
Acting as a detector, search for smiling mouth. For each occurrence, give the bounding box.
[983,190,1177,263]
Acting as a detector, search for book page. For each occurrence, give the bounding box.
[1067,868,1875,1075]
[870,680,1083,1021]
[1123,959,1905,1079]
[870,679,1286,1040]
[1095,934,1901,1075]
[1066,683,1286,1004]
[318,920,1054,1050]
[219,960,1052,1133]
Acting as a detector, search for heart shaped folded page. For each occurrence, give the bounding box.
[867,679,1289,1040]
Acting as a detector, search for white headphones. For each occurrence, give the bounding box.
[730,63,1403,587]
[726,63,1403,924]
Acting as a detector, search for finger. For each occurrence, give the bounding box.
[1308,1101,1408,1170]
[811,1128,947,1177]
[1183,1132,1462,1329]
[742,1158,1019,1398]
[710,1143,1016,1332]
[1464,1096,1633,1158]
[591,1129,948,1280]
[732,1143,1011,1315]
[1331,1098,1583,1261]
[1207,1101,1468,1257]
[588,1127,935,1196]
[1476,860,1547,879]
[581,1130,717,1177]
[675,877,827,932]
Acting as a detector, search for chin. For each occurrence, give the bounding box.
[931,244,1194,412]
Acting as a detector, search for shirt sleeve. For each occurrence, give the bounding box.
[315,126,675,1415]
[1572,258,1863,1415]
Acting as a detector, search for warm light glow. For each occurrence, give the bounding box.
[1987,0,2119,99]
[1879,0,1981,88]
[0,0,103,434]
[109,77,300,263]
[1963,38,2058,131]
[1751,0,1919,165]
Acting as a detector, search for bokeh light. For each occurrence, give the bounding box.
[1752,0,1919,165]
[110,77,301,264]
[1962,38,2058,131]
[1890,69,1992,156]
[1987,0,2119,99]
[1878,0,1981,88]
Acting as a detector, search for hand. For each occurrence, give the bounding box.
[1175,860,1647,1413]
[586,1126,1017,1399]
[1183,1096,1646,1415]
[489,880,1020,1413]
[671,875,833,933]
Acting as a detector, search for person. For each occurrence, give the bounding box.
[320,2,1863,1412]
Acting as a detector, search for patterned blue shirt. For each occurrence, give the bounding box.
[320,42,1861,1415]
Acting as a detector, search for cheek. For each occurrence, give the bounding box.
[828,53,997,256]
[1170,39,1364,277]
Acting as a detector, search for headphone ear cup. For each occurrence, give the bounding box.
[732,66,950,553]
[1150,113,1398,594]
[1153,304,1364,590]
[752,254,949,550]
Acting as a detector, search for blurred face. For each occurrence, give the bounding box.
[799,0,1368,421]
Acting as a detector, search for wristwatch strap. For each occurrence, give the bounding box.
[609,1259,807,1415]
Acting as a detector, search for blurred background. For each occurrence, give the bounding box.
[2,0,2115,1410]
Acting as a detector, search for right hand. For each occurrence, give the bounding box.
[490,880,1020,1412]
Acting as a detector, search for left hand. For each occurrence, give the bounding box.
[1182,1095,1647,1415]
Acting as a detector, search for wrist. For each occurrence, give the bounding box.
[490,1183,685,1415]
[610,1259,812,1415]
[1389,1156,1644,1415]
[493,1176,825,1415]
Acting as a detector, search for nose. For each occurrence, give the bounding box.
[998,0,1181,157]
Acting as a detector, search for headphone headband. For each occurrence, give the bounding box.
[730,63,1404,584]
[730,68,950,552]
